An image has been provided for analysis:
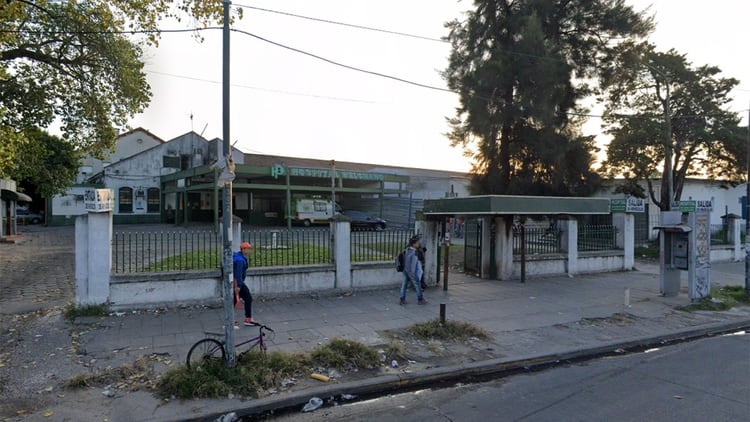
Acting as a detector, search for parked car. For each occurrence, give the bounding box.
[16,208,43,224]
[342,210,386,230]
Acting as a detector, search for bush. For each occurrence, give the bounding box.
[311,338,379,371]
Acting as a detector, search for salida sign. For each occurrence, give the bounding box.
[84,189,114,212]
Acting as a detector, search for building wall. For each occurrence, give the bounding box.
[78,129,162,182]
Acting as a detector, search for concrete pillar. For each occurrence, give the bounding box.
[232,218,242,253]
[74,215,89,305]
[415,217,439,286]
[86,211,112,304]
[494,216,514,280]
[561,218,578,276]
[331,217,352,289]
[730,217,742,261]
[612,213,625,249]
[623,213,635,270]
[480,217,493,279]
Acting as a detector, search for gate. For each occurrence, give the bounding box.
[464,219,482,276]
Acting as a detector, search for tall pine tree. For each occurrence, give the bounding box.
[444,0,651,195]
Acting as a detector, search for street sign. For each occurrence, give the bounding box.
[673,201,696,213]
[696,199,713,213]
[84,189,113,212]
[610,199,626,213]
[610,197,645,213]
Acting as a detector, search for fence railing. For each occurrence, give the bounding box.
[578,224,618,252]
[513,225,563,255]
[710,224,731,245]
[243,228,331,267]
[351,229,415,263]
[112,230,220,273]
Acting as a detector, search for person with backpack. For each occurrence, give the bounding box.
[233,241,257,326]
[399,237,427,305]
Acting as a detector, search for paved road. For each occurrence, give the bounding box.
[281,332,750,422]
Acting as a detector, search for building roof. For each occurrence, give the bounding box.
[117,127,165,143]
[244,153,469,178]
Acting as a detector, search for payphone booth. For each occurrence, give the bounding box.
[656,204,711,301]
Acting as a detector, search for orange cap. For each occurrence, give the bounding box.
[240,242,253,250]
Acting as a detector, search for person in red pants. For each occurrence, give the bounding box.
[233,241,256,326]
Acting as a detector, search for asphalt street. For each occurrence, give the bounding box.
[277,332,750,422]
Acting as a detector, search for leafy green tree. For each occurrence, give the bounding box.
[0,0,235,178]
[444,0,651,196]
[601,44,741,210]
[14,129,79,197]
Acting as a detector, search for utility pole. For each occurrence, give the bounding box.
[745,105,750,295]
[664,81,673,210]
[330,160,336,210]
[220,0,235,366]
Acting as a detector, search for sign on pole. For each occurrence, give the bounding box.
[84,189,113,212]
[610,197,645,213]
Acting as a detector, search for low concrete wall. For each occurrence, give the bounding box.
[511,251,625,279]
[351,262,402,289]
[711,245,737,262]
[107,263,406,309]
[110,270,221,309]
[248,265,336,296]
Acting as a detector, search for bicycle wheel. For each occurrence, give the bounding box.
[186,338,225,370]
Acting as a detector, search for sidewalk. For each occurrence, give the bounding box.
[15,264,750,421]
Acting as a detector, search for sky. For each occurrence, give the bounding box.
[128,0,750,173]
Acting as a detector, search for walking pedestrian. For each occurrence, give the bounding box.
[233,241,256,326]
[400,237,427,305]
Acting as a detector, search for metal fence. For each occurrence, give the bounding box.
[710,224,731,245]
[112,230,220,273]
[578,224,618,252]
[513,225,563,255]
[243,228,331,267]
[351,229,415,263]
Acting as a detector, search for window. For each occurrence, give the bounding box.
[147,188,160,213]
[118,187,133,213]
[314,201,327,212]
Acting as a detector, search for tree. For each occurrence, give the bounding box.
[443,0,651,196]
[14,128,79,197]
[601,44,741,210]
[0,0,235,178]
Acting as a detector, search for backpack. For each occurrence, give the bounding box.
[396,249,406,272]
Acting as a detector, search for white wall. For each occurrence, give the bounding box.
[51,186,90,217]
[79,129,162,180]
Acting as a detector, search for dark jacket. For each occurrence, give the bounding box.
[404,247,420,282]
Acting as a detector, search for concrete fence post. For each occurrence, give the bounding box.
[623,213,635,270]
[732,217,743,261]
[415,216,438,286]
[74,215,89,305]
[561,218,578,276]
[331,216,352,289]
[480,216,493,278]
[83,211,112,305]
[232,218,242,253]
[494,216,513,280]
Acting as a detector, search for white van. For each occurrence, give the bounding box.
[291,198,340,226]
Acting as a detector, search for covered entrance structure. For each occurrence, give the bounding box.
[417,195,631,284]
[160,163,410,227]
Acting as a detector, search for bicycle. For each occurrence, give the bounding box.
[186,323,275,370]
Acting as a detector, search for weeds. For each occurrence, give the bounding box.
[64,356,154,390]
[409,319,490,341]
[384,341,406,361]
[64,303,109,320]
[311,338,379,371]
[677,285,750,312]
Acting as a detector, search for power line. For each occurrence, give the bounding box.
[233,2,446,43]
[230,28,454,94]
[146,69,378,104]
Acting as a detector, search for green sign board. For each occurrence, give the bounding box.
[271,164,385,181]
[675,200,696,213]
[610,199,627,213]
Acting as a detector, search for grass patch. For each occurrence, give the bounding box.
[157,338,380,400]
[64,303,109,320]
[311,338,379,371]
[677,285,750,312]
[158,350,311,399]
[144,244,331,272]
[635,246,659,259]
[409,318,490,342]
[384,341,407,361]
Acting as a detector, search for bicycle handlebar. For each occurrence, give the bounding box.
[252,322,274,332]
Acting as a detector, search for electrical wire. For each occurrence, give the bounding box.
[230,28,453,94]
[146,69,378,104]
[233,2,447,43]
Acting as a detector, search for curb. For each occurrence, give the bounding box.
[173,318,750,422]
